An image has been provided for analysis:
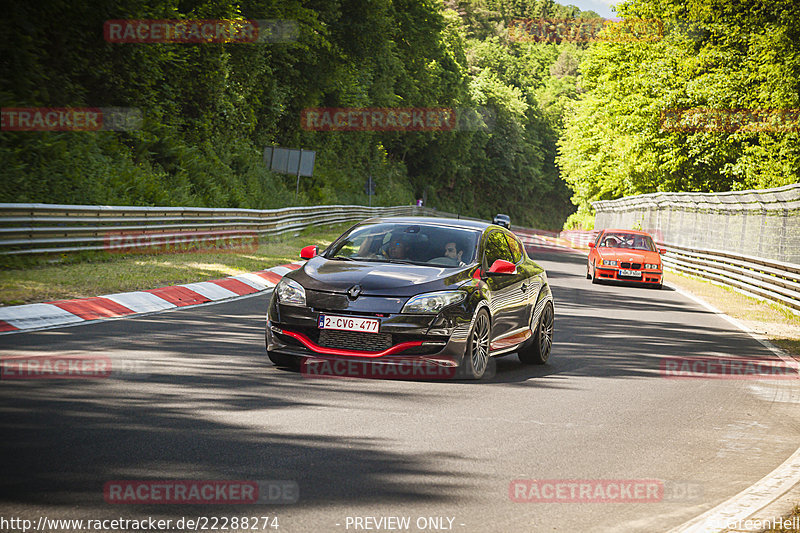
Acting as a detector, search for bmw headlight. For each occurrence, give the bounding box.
[402,291,467,314]
[602,260,618,266]
[275,278,306,306]
[645,263,660,270]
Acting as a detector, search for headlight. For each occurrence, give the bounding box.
[275,278,306,306]
[402,291,467,314]
[645,263,660,270]
[602,260,618,266]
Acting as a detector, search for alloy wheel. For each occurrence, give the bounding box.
[470,312,490,375]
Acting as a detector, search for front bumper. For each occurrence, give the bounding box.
[595,266,662,284]
[265,295,473,368]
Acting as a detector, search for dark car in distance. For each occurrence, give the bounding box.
[265,217,554,380]
[493,214,511,228]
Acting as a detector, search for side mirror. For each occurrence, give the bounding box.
[488,259,517,275]
[300,245,318,259]
[659,248,666,255]
[588,242,595,248]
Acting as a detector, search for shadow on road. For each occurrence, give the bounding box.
[0,295,470,512]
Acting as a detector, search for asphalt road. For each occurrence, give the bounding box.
[1,250,798,533]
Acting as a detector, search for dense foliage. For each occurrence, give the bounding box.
[558,0,800,228]
[1,0,596,230]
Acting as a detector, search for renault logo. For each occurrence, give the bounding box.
[347,285,362,300]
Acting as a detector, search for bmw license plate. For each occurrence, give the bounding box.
[318,314,380,333]
[619,269,642,277]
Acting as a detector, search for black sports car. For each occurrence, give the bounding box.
[265,217,554,380]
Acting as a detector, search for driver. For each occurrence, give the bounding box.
[602,236,619,248]
[444,241,465,266]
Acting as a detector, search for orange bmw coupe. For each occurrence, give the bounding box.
[587,229,666,289]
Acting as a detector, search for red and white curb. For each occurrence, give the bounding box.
[0,262,304,334]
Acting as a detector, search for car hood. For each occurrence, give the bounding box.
[598,248,661,263]
[289,256,474,297]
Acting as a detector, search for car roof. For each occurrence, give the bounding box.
[358,216,494,231]
[600,229,653,236]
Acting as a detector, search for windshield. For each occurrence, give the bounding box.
[326,222,480,266]
[598,233,656,251]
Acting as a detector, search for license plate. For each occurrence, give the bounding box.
[619,269,642,277]
[318,314,380,333]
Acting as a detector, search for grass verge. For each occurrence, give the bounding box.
[0,223,351,306]
[664,269,800,360]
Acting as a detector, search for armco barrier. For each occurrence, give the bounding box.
[660,243,800,313]
[0,204,458,256]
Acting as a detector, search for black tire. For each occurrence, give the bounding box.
[586,262,592,279]
[267,350,300,369]
[459,309,491,380]
[518,302,554,365]
[591,262,599,284]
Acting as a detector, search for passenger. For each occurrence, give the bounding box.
[384,238,409,260]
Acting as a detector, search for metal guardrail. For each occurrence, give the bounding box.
[4,201,796,314]
[661,243,800,313]
[0,203,453,256]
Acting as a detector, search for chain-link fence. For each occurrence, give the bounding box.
[593,184,800,265]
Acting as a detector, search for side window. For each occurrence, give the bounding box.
[504,233,524,263]
[484,230,514,266]
[594,231,604,247]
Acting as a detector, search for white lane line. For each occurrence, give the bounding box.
[667,447,800,532]
[665,281,800,532]
[0,303,85,329]
[666,282,797,365]
[104,292,176,313]
[180,282,239,301]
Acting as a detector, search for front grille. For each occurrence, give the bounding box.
[318,329,393,352]
[306,290,348,310]
[620,262,642,269]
